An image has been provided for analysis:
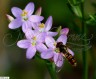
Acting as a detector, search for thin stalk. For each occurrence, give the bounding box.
[36,53,58,79]
[46,62,58,79]
[81,1,88,79]
[73,0,77,4]
[94,65,96,79]
[90,48,96,79]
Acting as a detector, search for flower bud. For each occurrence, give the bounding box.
[60,28,69,35]
[6,14,14,22]
[35,7,42,16]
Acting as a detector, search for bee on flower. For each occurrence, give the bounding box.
[41,28,76,67]
[7,2,76,71]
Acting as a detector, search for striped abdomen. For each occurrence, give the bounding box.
[63,53,77,67]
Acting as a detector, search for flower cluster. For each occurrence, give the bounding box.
[7,2,74,67]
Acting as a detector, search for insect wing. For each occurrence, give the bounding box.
[55,62,64,72]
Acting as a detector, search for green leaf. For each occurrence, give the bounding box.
[67,0,82,18]
[54,26,62,40]
[56,26,62,36]
[73,6,82,18]
[86,14,96,25]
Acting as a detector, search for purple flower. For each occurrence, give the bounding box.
[33,16,58,37]
[9,2,44,33]
[17,29,47,59]
[41,34,74,67]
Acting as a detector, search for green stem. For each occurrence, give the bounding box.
[36,53,58,79]
[46,62,58,79]
[90,48,96,79]
[73,0,77,4]
[81,1,88,79]
[94,64,96,79]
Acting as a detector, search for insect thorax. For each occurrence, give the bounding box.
[56,42,67,53]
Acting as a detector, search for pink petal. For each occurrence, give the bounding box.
[47,32,58,37]
[22,21,32,33]
[17,40,30,49]
[29,15,44,22]
[26,46,36,59]
[8,19,22,29]
[25,2,34,16]
[54,53,64,67]
[25,29,34,40]
[67,48,74,56]
[60,28,69,35]
[11,7,22,17]
[36,32,46,43]
[57,35,67,45]
[36,43,47,53]
[45,16,52,31]
[54,53,59,63]
[41,49,54,59]
[31,22,40,30]
[45,36,55,49]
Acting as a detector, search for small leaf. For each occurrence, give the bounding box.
[56,26,62,36]
[72,6,82,18]
[86,14,96,25]
[89,15,96,21]
[67,0,82,18]
[54,26,62,40]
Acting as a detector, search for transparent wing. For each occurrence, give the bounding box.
[55,62,64,73]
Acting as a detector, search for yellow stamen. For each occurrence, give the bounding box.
[32,42,36,46]
[32,36,37,41]
[39,23,45,28]
[55,48,60,53]
[54,42,57,46]
[21,10,28,16]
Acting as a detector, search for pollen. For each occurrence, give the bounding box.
[21,10,28,16]
[31,37,37,46]
[39,23,45,28]
[55,48,60,53]
[54,42,56,46]
[32,36,37,40]
[31,42,36,46]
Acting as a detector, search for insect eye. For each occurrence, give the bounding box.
[56,42,63,47]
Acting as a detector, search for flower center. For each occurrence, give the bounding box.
[21,10,28,16]
[54,42,60,53]
[21,10,28,21]
[32,42,36,46]
[54,42,57,46]
[39,23,45,28]
[55,48,60,53]
[32,36,37,40]
[31,36,37,46]
[38,23,45,32]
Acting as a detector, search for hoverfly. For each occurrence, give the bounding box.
[56,42,77,67]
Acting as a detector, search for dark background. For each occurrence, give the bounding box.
[0,0,96,79]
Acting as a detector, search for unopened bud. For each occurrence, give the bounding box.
[35,7,42,16]
[61,28,69,35]
[6,14,14,22]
